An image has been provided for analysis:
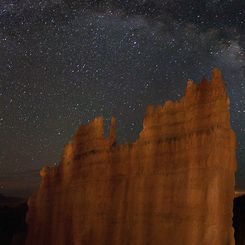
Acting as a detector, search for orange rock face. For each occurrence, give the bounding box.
[25,69,237,245]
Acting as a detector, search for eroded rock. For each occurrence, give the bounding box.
[25,69,237,245]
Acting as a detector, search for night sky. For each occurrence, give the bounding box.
[0,0,244,197]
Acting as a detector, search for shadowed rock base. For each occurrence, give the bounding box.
[25,69,237,245]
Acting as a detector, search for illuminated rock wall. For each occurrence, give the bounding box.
[25,69,237,245]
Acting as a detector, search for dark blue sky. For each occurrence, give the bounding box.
[0,0,244,197]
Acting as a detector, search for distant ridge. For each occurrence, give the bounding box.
[235,191,245,198]
[0,193,26,207]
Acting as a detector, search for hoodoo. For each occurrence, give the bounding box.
[25,69,237,245]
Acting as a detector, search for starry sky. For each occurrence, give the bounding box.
[0,0,244,197]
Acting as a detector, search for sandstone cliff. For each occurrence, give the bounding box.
[25,69,237,245]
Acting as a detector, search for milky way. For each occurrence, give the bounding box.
[0,0,245,196]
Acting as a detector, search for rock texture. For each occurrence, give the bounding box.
[25,69,237,245]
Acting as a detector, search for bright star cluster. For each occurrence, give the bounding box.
[0,0,245,196]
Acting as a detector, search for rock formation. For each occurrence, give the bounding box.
[25,68,237,245]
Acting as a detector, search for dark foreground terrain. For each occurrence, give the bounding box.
[234,194,245,245]
[0,194,27,245]
[0,193,244,245]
